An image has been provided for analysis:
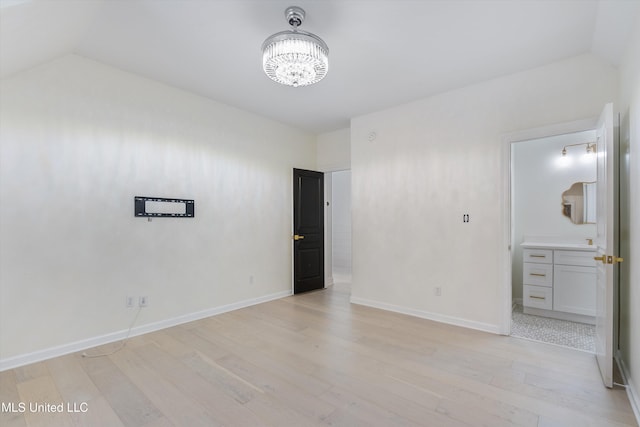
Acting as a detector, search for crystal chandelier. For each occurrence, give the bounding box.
[262,6,329,87]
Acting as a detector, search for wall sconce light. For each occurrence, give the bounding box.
[561,142,596,156]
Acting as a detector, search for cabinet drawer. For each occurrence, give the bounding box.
[523,263,553,287]
[523,249,553,264]
[523,285,553,310]
[554,250,596,267]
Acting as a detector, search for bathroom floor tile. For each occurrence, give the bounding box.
[511,304,595,352]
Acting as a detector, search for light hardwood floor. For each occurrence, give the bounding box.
[1,283,637,427]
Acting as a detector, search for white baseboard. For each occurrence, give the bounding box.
[0,290,291,372]
[350,296,501,334]
[333,273,352,284]
[325,275,334,287]
[616,351,640,426]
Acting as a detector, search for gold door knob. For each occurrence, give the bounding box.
[594,255,624,264]
[293,234,305,241]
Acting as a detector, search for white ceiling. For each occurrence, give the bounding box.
[1,0,639,134]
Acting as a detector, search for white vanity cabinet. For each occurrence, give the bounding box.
[521,242,596,324]
[553,251,596,317]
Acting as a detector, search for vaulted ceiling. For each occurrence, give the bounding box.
[1,0,638,133]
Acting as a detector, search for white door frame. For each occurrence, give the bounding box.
[324,171,333,288]
[500,117,598,335]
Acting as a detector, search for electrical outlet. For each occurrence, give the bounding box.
[126,296,134,308]
[435,287,442,296]
[139,296,148,307]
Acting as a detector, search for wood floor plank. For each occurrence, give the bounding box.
[79,351,165,427]
[66,396,126,427]
[193,316,335,398]
[318,385,426,427]
[490,372,637,425]
[130,341,268,426]
[108,346,224,427]
[45,354,101,404]
[16,376,72,427]
[244,393,325,427]
[0,370,27,427]
[149,330,261,405]
[45,354,126,427]
[1,283,637,427]
[161,325,230,360]
[390,357,632,427]
[13,362,49,384]
[214,352,337,422]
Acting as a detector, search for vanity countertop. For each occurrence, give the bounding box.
[520,242,596,251]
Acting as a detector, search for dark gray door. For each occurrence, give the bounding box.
[293,168,324,294]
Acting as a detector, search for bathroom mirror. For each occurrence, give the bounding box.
[561,182,596,224]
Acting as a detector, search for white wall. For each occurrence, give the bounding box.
[317,127,350,172]
[332,170,352,281]
[0,55,316,366]
[350,53,618,332]
[511,130,597,300]
[618,12,640,421]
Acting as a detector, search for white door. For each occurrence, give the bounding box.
[594,103,617,388]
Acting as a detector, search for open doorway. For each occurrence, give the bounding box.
[324,169,351,294]
[330,170,352,285]
[509,127,599,352]
[504,106,619,388]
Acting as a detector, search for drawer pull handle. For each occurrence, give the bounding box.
[530,255,546,258]
[530,273,546,277]
[530,296,546,300]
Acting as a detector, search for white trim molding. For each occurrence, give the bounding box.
[0,290,291,372]
[350,296,501,335]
